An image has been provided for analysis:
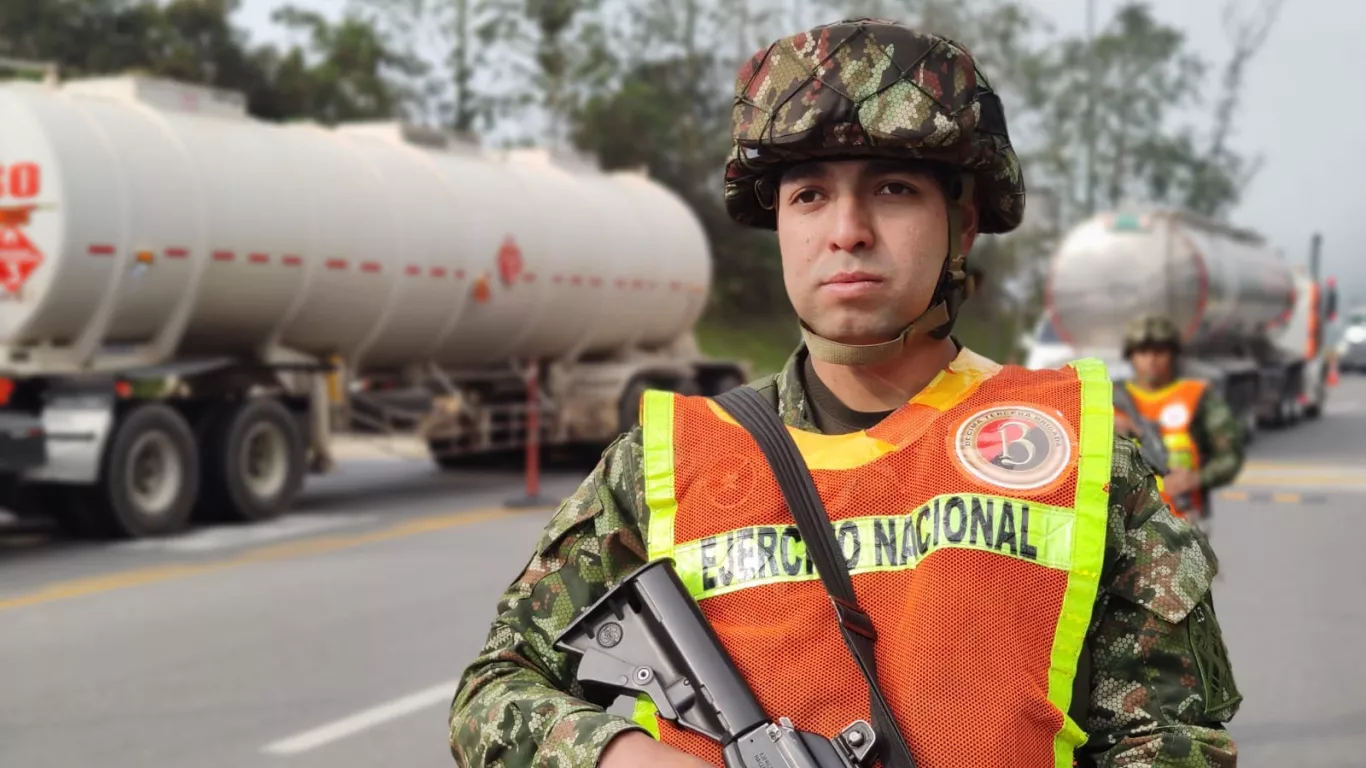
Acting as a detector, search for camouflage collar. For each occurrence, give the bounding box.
[770,338,983,431]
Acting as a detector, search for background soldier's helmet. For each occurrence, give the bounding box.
[723,18,1025,234]
[1123,314,1184,357]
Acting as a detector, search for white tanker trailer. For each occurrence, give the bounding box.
[0,74,748,539]
[1031,208,1337,436]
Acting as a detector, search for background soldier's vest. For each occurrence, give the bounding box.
[636,355,1113,768]
[1124,380,1207,515]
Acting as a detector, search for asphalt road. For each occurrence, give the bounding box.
[1,377,1364,768]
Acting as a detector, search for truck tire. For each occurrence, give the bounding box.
[201,398,305,523]
[1305,375,1326,420]
[98,403,200,538]
[707,372,745,396]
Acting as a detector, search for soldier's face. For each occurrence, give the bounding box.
[1131,347,1175,386]
[774,159,977,347]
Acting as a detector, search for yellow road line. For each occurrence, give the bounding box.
[0,506,514,613]
[1242,461,1364,472]
[1232,476,1366,487]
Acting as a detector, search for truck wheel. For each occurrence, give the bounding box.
[201,398,305,523]
[98,403,199,538]
[708,372,745,396]
[1305,378,1326,420]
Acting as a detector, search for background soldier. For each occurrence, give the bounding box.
[448,19,1240,768]
[1120,314,1246,533]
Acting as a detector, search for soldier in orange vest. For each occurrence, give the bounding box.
[449,18,1240,768]
[1117,314,1246,533]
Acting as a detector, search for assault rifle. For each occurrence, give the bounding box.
[1112,381,1170,475]
[555,557,880,768]
[1113,382,1197,514]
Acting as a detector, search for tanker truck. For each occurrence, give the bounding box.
[1026,208,1338,439]
[0,74,749,539]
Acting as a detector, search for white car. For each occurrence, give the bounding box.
[1020,314,1133,379]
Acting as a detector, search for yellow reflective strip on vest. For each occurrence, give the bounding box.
[702,399,897,471]
[671,494,1077,601]
[636,389,678,737]
[1049,357,1113,767]
[632,694,661,739]
[1125,379,1182,404]
[1164,433,1195,451]
[642,390,678,563]
[910,346,1003,411]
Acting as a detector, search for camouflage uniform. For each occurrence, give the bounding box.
[448,344,1242,767]
[449,19,1240,768]
[1121,315,1247,500]
[1184,391,1244,492]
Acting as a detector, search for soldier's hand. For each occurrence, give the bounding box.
[599,731,716,768]
[1163,468,1201,497]
[1114,412,1138,438]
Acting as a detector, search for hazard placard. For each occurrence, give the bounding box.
[0,224,42,294]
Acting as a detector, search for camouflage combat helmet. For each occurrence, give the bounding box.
[724,18,1025,365]
[1123,314,1184,357]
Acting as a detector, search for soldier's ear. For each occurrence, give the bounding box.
[959,199,980,253]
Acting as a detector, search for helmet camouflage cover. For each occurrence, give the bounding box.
[1123,314,1184,355]
[724,18,1025,234]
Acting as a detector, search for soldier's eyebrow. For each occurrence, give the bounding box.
[861,159,935,182]
[779,162,828,186]
[780,159,935,187]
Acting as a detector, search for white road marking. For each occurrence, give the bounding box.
[262,679,461,756]
[115,513,378,553]
[327,435,429,461]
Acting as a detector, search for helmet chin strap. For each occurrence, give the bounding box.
[802,174,974,367]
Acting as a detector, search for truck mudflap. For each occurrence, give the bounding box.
[0,412,46,473]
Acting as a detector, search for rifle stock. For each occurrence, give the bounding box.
[554,558,878,768]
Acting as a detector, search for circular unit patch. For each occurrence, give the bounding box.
[1159,402,1191,430]
[955,405,1072,491]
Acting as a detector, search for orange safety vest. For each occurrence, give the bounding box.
[636,352,1113,768]
[1123,380,1207,515]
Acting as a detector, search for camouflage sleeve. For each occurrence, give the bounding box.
[448,428,651,767]
[1081,436,1243,767]
[1192,386,1245,491]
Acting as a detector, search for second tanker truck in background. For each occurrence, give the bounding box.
[1024,208,1339,441]
[0,74,750,539]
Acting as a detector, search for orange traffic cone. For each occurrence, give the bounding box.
[1329,358,1341,387]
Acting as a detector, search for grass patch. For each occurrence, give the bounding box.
[694,310,1026,377]
[695,314,801,378]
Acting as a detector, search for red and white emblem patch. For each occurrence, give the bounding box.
[954,405,1072,491]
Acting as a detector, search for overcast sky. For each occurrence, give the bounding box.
[232,0,1365,302]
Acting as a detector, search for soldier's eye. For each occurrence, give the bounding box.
[791,189,822,204]
[878,181,917,195]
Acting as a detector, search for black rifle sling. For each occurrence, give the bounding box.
[713,387,917,768]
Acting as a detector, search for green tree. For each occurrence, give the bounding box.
[0,0,418,125]
[346,0,507,133]
[1037,0,1280,225]
[263,4,430,123]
